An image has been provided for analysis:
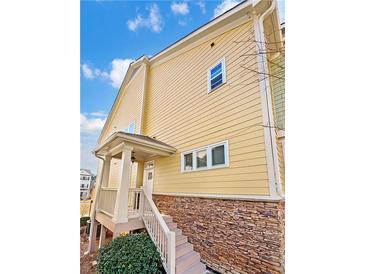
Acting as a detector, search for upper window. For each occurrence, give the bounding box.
[208,58,226,93]
[181,141,229,172]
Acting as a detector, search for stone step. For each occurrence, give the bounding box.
[162,215,173,223]
[180,262,206,274]
[171,227,182,236]
[176,235,188,246]
[176,250,201,274]
[176,242,193,258]
[167,222,178,229]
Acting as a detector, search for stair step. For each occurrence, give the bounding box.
[180,262,206,274]
[162,215,173,223]
[176,242,193,258]
[176,235,188,246]
[167,222,177,229]
[176,250,201,274]
[171,227,182,236]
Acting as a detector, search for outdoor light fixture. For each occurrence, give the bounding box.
[131,151,136,163]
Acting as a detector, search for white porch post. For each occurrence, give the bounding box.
[87,155,111,254]
[101,156,111,187]
[88,219,99,253]
[94,156,111,212]
[112,146,133,223]
[98,225,106,249]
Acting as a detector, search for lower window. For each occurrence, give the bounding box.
[181,140,229,172]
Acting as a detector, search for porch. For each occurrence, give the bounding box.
[92,131,176,230]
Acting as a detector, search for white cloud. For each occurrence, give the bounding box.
[196,0,206,14]
[94,68,109,78]
[213,0,241,18]
[90,111,107,117]
[109,59,133,88]
[80,113,106,135]
[127,3,163,33]
[127,15,143,32]
[82,64,94,79]
[171,2,189,15]
[81,58,133,89]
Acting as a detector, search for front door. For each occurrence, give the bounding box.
[143,161,154,197]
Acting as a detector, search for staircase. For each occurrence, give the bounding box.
[140,187,205,274]
[162,215,206,274]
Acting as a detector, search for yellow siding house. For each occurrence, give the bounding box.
[88,1,285,274]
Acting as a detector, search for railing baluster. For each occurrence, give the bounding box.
[140,188,175,274]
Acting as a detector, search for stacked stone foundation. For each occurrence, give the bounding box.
[153,195,285,274]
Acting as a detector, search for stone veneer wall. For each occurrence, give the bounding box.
[153,195,285,274]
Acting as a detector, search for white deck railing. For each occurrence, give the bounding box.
[140,187,175,274]
[128,188,142,217]
[97,188,117,216]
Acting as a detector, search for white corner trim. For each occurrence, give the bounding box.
[253,14,283,199]
[139,63,149,134]
[153,192,284,202]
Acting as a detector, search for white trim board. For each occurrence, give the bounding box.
[153,192,284,202]
[253,15,282,199]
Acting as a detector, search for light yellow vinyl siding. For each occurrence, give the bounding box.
[101,65,146,188]
[100,65,145,144]
[144,21,270,196]
[269,53,285,194]
[269,54,285,130]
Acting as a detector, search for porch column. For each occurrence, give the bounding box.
[101,155,111,187]
[95,155,111,211]
[98,225,106,249]
[112,146,133,223]
[88,219,99,253]
[87,158,105,255]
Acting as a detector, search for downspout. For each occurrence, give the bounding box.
[86,153,105,255]
[255,0,284,198]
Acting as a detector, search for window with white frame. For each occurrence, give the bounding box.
[181,141,229,172]
[208,58,226,93]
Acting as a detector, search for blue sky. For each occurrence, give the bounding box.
[80,0,285,174]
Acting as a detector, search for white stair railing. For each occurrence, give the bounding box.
[140,187,175,274]
[128,188,142,217]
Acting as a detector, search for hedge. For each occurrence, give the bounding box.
[96,233,164,274]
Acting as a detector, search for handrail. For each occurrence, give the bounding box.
[140,187,175,274]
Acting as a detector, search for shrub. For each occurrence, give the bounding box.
[97,233,164,274]
[80,216,90,227]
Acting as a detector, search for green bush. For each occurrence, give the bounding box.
[97,233,164,274]
[80,216,90,227]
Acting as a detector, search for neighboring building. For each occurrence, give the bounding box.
[88,1,285,273]
[80,169,92,200]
